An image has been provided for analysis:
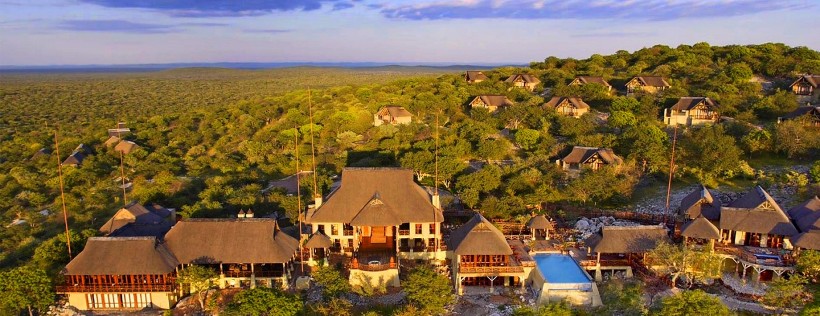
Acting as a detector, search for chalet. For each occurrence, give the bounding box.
[625,76,670,94]
[57,237,179,311]
[374,106,412,126]
[526,215,554,240]
[791,231,820,251]
[448,214,534,294]
[469,95,514,113]
[664,97,720,126]
[678,185,720,220]
[164,218,299,289]
[305,168,444,287]
[99,202,173,238]
[681,216,721,248]
[465,71,488,83]
[543,97,590,118]
[789,75,820,103]
[719,186,798,249]
[778,105,820,127]
[114,140,140,155]
[505,74,540,91]
[583,225,669,281]
[62,152,85,167]
[267,171,313,195]
[108,122,131,137]
[556,146,621,171]
[788,196,820,233]
[31,148,50,160]
[104,136,121,147]
[304,231,333,266]
[569,76,612,91]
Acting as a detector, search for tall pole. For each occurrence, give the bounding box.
[117,126,127,206]
[295,126,304,273]
[434,111,440,197]
[308,89,319,198]
[664,124,679,223]
[54,129,72,258]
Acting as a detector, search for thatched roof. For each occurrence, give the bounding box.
[792,231,820,250]
[268,171,312,195]
[571,76,611,87]
[378,106,412,119]
[306,168,442,224]
[466,71,488,82]
[471,95,514,108]
[448,214,512,256]
[62,152,85,166]
[585,225,669,254]
[720,186,797,236]
[114,140,140,155]
[505,74,540,84]
[164,218,299,264]
[104,136,121,147]
[628,76,670,88]
[305,232,332,249]
[670,97,717,111]
[789,75,820,88]
[780,106,820,121]
[679,185,720,220]
[526,215,553,230]
[681,217,720,240]
[788,196,820,232]
[99,202,171,238]
[31,148,50,160]
[544,97,590,110]
[350,195,403,226]
[561,146,621,165]
[64,237,178,276]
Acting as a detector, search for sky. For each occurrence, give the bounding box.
[1,0,819,66]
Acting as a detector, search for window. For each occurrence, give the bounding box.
[347,239,354,249]
[331,224,339,236]
[88,294,104,309]
[429,223,436,234]
[121,294,134,308]
[317,225,325,235]
[415,224,423,234]
[103,293,119,309]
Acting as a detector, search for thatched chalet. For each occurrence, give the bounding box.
[57,237,179,311]
[583,225,669,281]
[374,106,412,126]
[526,215,554,240]
[114,140,140,155]
[569,76,612,91]
[31,148,51,160]
[664,97,720,126]
[448,214,534,294]
[543,97,590,118]
[164,218,299,289]
[505,74,540,91]
[678,185,720,220]
[104,136,121,147]
[788,196,820,233]
[625,76,670,94]
[465,71,488,83]
[719,186,798,249]
[778,105,820,127]
[469,95,514,113]
[557,146,621,171]
[99,202,173,238]
[789,75,820,103]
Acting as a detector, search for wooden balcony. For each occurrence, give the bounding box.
[459,266,524,274]
[56,283,175,293]
[350,261,397,272]
[398,229,410,236]
[223,270,284,278]
[715,244,795,268]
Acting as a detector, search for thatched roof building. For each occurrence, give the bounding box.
[99,202,172,238]
[306,168,443,225]
[792,231,820,250]
[164,218,299,264]
[305,232,333,249]
[627,76,670,88]
[570,76,612,89]
[63,237,178,276]
[114,140,140,155]
[448,214,512,256]
[719,186,798,236]
[678,185,720,220]
[526,215,553,230]
[465,71,488,83]
[560,146,621,166]
[681,217,721,240]
[788,196,820,232]
[585,225,669,254]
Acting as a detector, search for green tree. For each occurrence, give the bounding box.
[762,275,811,314]
[680,125,743,180]
[312,266,350,299]
[0,266,54,316]
[773,120,819,158]
[810,161,820,183]
[598,278,645,316]
[403,265,454,315]
[514,128,541,151]
[654,290,730,316]
[477,138,511,160]
[223,287,303,316]
[176,265,217,312]
[512,301,574,316]
[311,297,353,316]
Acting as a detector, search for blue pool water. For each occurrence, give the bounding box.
[534,254,591,284]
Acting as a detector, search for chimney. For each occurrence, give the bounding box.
[238,210,246,218]
[432,193,441,209]
[245,209,254,218]
[314,195,323,208]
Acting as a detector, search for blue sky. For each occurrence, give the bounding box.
[1,0,818,66]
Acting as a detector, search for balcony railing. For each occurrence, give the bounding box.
[715,245,794,268]
[343,229,354,236]
[351,261,397,272]
[459,266,524,274]
[398,229,410,236]
[578,259,630,267]
[56,283,175,293]
[224,270,284,278]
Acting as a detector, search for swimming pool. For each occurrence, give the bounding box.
[534,254,591,284]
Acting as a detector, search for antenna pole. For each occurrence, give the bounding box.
[54,128,72,258]
[308,89,319,198]
[434,111,440,196]
[295,126,304,273]
[664,124,678,224]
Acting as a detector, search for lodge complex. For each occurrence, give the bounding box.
[55,71,819,312]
